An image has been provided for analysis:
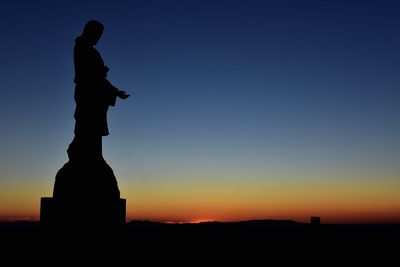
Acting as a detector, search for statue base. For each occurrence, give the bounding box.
[40,197,126,229]
[40,159,126,230]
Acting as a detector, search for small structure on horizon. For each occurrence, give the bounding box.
[310,216,321,225]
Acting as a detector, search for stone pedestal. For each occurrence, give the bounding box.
[40,159,126,229]
[40,197,126,228]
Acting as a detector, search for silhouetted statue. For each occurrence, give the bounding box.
[41,20,128,229]
[68,20,129,162]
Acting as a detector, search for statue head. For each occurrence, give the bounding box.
[82,20,104,46]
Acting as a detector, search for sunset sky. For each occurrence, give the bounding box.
[1,0,399,223]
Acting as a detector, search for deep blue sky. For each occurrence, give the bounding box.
[1,0,400,222]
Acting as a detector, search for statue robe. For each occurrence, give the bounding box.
[73,36,118,137]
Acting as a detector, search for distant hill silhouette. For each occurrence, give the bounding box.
[0,220,399,262]
[2,219,399,240]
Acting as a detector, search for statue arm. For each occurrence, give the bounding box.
[103,79,119,106]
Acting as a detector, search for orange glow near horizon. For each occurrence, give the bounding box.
[120,176,400,224]
[190,218,214,224]
[1,176,400,224]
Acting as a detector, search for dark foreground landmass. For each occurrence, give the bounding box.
[1,220,399,262]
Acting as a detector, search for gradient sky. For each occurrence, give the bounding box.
[1,0,400,223]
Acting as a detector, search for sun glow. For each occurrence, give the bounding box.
[190,219,214,224]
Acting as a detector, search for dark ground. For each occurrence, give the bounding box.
[1,220,399,263]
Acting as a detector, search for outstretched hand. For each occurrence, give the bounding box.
[117,90,130,100]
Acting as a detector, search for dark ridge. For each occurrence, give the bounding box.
[1,220,399,259]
